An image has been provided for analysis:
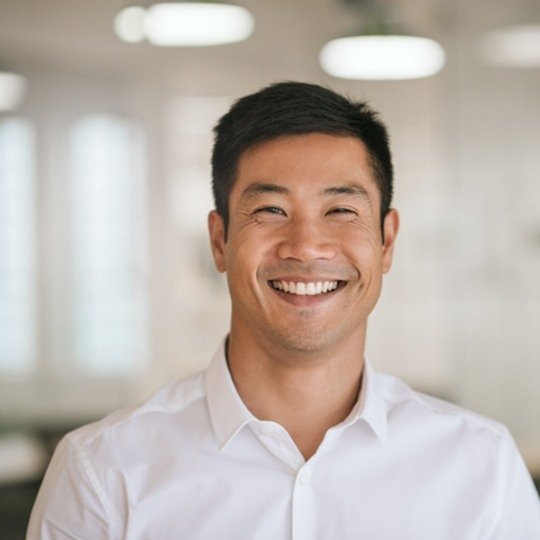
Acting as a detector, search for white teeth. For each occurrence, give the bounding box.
[271,280,340,296]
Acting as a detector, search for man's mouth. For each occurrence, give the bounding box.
[270,280,343,296]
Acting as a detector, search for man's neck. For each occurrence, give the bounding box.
[226,330,365,461]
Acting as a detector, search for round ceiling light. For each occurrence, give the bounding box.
[320,35,446,80]
[115,2,255,46]
[0,72,27,111]
[479,24,540,68]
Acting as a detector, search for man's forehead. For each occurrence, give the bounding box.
[236,133,374,176]
[229,132,381,208]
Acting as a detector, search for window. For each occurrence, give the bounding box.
[70,115,148,375]
[0,118,36,374]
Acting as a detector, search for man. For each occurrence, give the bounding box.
[27,82,540,539]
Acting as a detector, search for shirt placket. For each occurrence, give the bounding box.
[291,463,317,540]
[254,421,319,540]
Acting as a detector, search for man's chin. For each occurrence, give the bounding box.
[259,327,344,362]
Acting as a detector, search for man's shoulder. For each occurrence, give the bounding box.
[376,370,510,442]
[65,369,208,451]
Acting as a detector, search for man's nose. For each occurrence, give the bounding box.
[276,218,336,262]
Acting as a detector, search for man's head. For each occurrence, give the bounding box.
[208,82,399,358]
[211,81,393,237]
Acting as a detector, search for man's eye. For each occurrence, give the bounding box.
[255,206,285,215]
[328,207,357,215]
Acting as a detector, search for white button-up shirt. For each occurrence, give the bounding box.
[27,342,540,539]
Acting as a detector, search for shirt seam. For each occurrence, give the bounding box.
[396,388,507,440]
[70,381,206,447]
[68,438,124,539]
[483,431,510,539]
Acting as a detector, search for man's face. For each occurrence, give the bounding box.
[208,133,398,357]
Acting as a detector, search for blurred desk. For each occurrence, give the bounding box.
[0,433,47,540]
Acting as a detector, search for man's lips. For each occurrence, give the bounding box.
[269,279,345,296]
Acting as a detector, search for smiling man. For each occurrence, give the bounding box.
[28,82,540,539]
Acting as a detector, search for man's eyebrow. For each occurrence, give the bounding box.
[323,184,371,199]
[239,182,371,203]
[240,182,290,200]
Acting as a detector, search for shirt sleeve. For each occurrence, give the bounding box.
[490,431,540,539]
[26,436,123,540]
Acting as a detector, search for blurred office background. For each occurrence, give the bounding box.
[1,0,539,536]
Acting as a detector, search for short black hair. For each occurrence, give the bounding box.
[211,81,393,235]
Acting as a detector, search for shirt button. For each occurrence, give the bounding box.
[298,472,310,486]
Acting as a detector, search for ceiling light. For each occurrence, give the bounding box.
[114,2,255,47]
[320,35,446,80]
[479,24,540,68]
[0,71,27,111]
[114,6,146,43]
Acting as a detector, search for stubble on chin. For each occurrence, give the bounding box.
[256,320,350,366]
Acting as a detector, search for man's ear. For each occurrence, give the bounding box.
[382,209,399,274]
[208,210,227,273]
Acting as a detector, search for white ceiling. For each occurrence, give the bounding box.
[1,0,525,85]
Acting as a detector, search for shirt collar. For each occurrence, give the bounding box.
[342,357,388,446]
[205,339,256,450]
[205,340,389,450]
